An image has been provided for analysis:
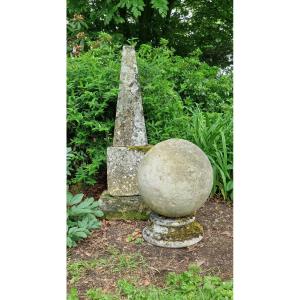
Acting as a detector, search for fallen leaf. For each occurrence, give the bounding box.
[221,231,232,237]
[195,259,206,267]
[142,279,151,286]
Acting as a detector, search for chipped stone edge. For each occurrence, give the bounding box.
[143,228,203,248]
[142,213,203,248]
[99,190,151,220]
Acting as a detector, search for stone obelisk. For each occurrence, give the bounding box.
[100,46,150,219]
[113,46,148,148]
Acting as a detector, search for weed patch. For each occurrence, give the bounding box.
[68,248,147,284]
[68,265,233,299]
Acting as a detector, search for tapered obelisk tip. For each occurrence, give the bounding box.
[113,46,148,147]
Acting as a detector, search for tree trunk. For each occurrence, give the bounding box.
[119,8,131,39]
[138,0,154,43]
[162,0,176,36]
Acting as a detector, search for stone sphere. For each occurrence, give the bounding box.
[137,139,213,217]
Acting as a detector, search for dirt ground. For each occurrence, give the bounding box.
[67,184,233,298]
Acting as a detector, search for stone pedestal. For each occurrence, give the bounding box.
[99,191,150,220]
[142,213,204,248]
[99,45,149,220]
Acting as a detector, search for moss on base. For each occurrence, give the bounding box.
[164,221,203,241]
[104,210,149,221]
[127,145,153,153]
[99,190,151,221]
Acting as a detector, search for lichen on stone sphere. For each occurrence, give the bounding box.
[137,138,213,218]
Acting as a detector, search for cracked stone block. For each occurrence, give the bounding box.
[107,146,145,196]
[99,191,151,220]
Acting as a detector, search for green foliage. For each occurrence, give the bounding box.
[69,264,233,299]
[86,288,117,300]
[67,192,104,247]
[68,258,108,284]
[68,248,146,285]
[117,265,233,299]
[113,253,145,272]
[151,0,169,17]
[191,107,233,200]
[67,14,90,56]
[67,39,120,185]
[67,147,75,177]
[167,0,233,66]
[165,264,202,293]
[67,0,232,66]
[67,37,233,200]
[137,40,232,144]
[67,287,79,300]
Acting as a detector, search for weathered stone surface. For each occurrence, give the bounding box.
[107,146,145,196]
[142,213,203,248]
[100,46,149,216]
[137,138,213,217]
[113,46,147,147]
[99,191,151,220]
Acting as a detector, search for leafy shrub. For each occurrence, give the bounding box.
[67,147,75,178]
[67,14,89,56]
[191,107,233,200]
[67,35,233,200]
[67,37,120,185]
[67,192,104,247]
[137,40,232,143]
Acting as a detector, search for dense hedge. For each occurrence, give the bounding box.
[67,35,233,199]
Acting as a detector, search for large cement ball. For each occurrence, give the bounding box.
[137,139,213,217]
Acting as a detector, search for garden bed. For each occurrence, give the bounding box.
[67,193,232,299]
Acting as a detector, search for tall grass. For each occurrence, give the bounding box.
[191,107,233,201]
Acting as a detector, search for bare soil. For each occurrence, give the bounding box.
[67,181,233,298]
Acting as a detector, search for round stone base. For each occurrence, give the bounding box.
[142,213,203,248]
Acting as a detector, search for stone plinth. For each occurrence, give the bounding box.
[107,147,145,196]
[99,191,151,220]
[142,213,203,248]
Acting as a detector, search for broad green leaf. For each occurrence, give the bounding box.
[69,193,84,206]
[151,0,168,17]
[77,197,95,209]
[67,191,74,204]
[94,210,104,217]
[226,180,233,192]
